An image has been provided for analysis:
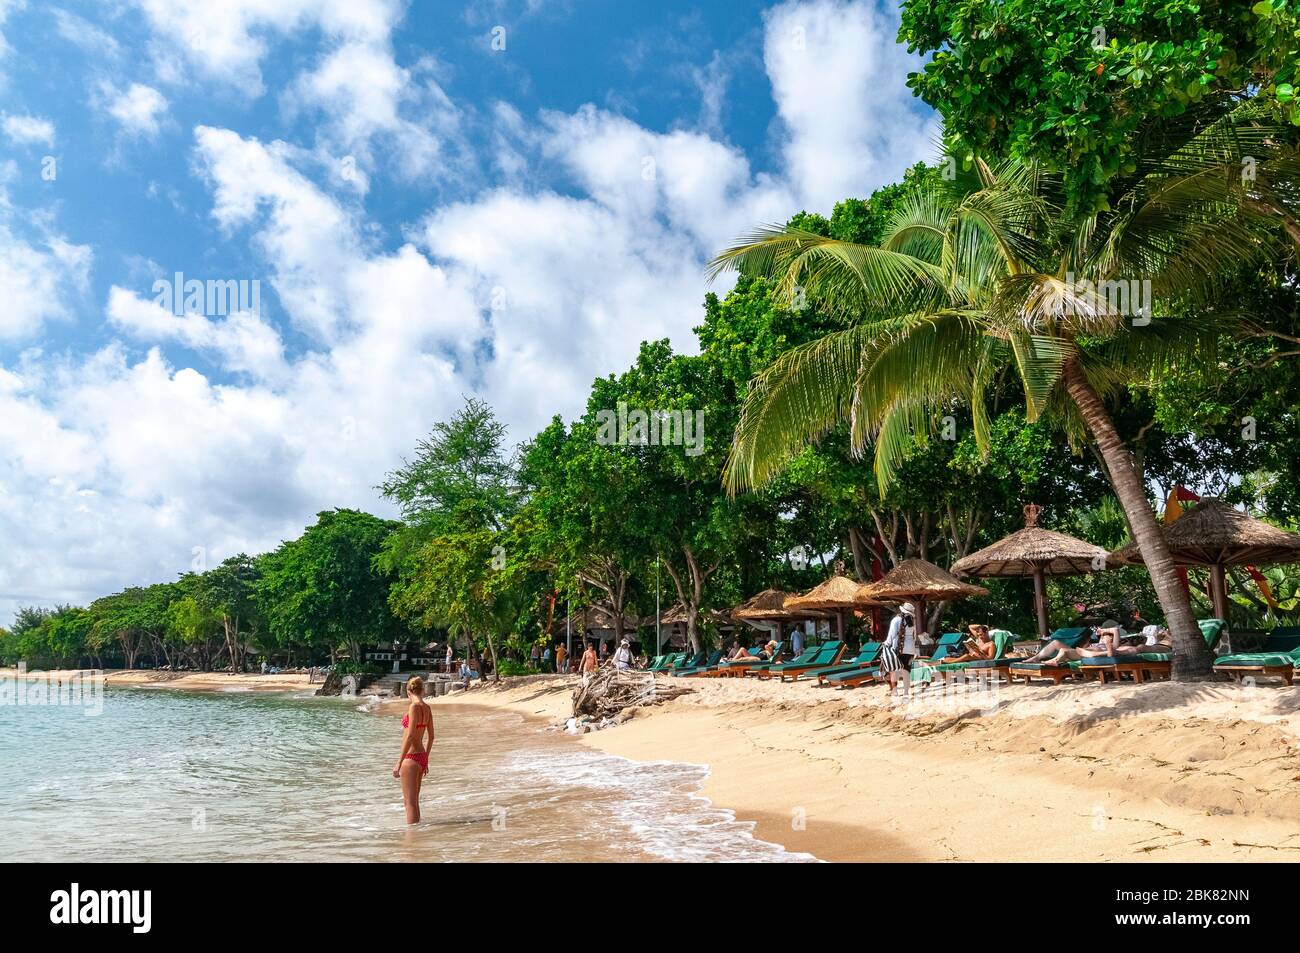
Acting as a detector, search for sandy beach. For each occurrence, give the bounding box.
[0,667,315,693]
[439,673,1300,863]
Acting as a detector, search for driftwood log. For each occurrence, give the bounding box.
[571,667,692,719]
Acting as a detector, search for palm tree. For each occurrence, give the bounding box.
[710,108,1298,679]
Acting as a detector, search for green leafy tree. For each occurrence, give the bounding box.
[196,555,261,672]
[711,115,1295,677]
[898,0,1300,210]
[164,581,224,671]
[381,400,523,673]
[89,587,171,670]
[258,509,404,664]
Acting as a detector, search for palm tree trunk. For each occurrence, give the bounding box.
[1061,359,1211,678]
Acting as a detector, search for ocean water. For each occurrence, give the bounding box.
[0,684,814,862]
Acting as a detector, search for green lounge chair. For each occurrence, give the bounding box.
[706,641,786,678]
[1008,627,1091,684]
[766,640,846,682]
[744,642,822,678]
[1080,618,1226,683]
[664,651,700,672]
[651,652,683,672]
[672,649,726,677]
[825,632,966,689]
[1213,626,1300,686]
[917,630,1018,684]
[645,655,668,672]
[808,642,882,685]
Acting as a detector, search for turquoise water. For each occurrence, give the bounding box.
[0,684,814,862]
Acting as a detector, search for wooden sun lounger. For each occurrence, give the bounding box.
[1213,627,1300,686]
[769,641,845,682]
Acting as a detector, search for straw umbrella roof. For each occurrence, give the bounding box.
[558,607,641,631]
[1108,499,1300,567]
[785,574,880,610]
[656,603,734,626]
[730,588,827,620]
[855,558,989,602]
[952,506,1107,577]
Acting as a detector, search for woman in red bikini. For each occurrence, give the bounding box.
[393,676,434,823]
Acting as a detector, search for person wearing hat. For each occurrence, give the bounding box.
[880,602,918,695]
[613,638,633,670]
[922,623,997,668]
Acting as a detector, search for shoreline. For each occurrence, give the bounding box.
[437,672,1300,863]
[12,665,1300,861]
[0,667,315,693]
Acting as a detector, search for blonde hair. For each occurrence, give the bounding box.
[406,676,425,697]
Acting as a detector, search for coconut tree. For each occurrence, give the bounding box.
[710,107,1298,679]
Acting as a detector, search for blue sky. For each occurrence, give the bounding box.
[0,0,936,622]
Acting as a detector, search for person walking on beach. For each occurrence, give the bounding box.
[555,643,568,674]
[880,602,918,696]
[445,643,454,673]
[393,676,435,824]
[579,641,598,679]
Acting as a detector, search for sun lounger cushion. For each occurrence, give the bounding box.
[1214,648,1300,668]
[1009,660,1081,671]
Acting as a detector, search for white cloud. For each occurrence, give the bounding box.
[2,112,54,146]
[193,125,360,343]
[0,0,937,623]
[0,222,92,339]
[764,0,939,211]
[0,0,25,83]
[102,83,169,137]
[283,42,458,183]
[53,9,123,59]
[106,286,289,381]
[131,0,402,96]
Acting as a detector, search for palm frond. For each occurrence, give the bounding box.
[723,323,879,494]
[708,226,948,314]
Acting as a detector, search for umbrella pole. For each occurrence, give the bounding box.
[837,610,844,642]
[1032,565,1050,640]
[1209,563,1230,624]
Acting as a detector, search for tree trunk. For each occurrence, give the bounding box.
[1061,358,1211,678]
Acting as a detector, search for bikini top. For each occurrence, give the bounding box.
[402,708,428,731]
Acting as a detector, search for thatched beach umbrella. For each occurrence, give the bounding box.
[855,558,988,640]
[731,588,828,643]
[730,589,798,621]
[952,504,1108,639]
[1108,498,1300,623]
[786,572,881,640]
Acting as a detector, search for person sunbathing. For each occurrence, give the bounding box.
[724,641,758,662]
[1018,620,1114,663]
[1076,625,1172,658]
[921,625,997,666]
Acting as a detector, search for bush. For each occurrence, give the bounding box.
[333,659,384,676]
[496,659,541,677]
